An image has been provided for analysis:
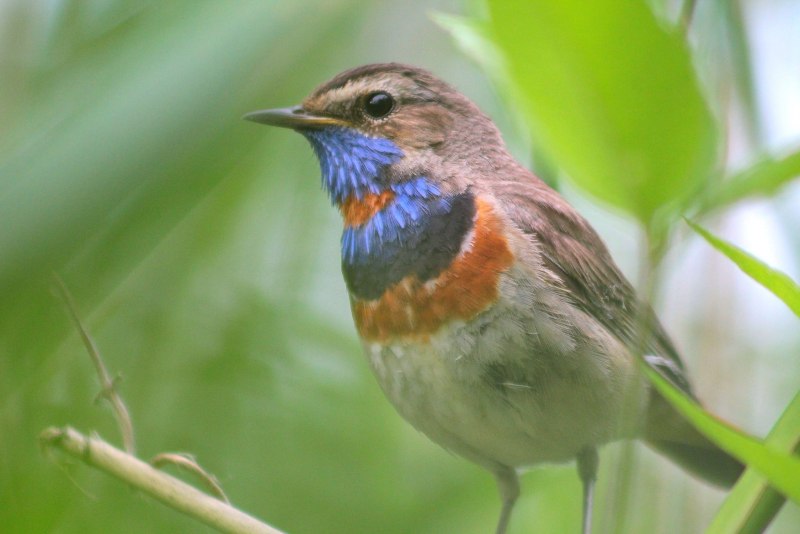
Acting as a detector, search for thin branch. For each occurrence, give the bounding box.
[41,427,284,534]
[51,274,243,524]
[52,274,136,454]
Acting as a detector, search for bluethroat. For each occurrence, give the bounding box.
[245,63,742,534]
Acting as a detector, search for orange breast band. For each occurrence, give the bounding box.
[352,198,514,342]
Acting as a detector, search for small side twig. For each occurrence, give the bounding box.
[151,453,230,503]
[53,274,136,455]
[40,427,283,534]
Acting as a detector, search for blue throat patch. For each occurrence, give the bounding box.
[302,127,476,300]
[302,127,403,204]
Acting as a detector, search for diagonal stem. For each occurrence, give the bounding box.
[53,273,136,455]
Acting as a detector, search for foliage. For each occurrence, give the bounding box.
[708,392,800,534]
[488,0,718,224]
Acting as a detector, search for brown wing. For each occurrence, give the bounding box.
[489,174,745,487]
[490,177,695,397]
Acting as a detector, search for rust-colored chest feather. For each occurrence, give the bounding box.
[340,190,395,227]
[352,198,514,342]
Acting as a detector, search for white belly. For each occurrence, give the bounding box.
[362,291,648,469]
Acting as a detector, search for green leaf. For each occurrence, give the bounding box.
[708,392,800,534]
[487,0,718,222]
[705,149,800,211]
[687,220,800,317]
[641,364,800,504]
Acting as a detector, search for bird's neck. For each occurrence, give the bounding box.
[302,127,476,301]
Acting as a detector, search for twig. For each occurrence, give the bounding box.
[52,274,136,455]
[50,274,248,526]
[151,453,230,503]
[40,427,284,534]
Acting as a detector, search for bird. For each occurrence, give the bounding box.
[244,63,742,534]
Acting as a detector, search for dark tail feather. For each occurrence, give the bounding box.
[646,439,744,488]
[644,394,745,488]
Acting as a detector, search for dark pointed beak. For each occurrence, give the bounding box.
[242,106,343,129]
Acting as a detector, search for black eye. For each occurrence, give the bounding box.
[363,91,394,119]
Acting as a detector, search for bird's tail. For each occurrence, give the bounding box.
[644,396,744,488]
[646,438,743,487]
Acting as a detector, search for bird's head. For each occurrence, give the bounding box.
[244,63,505,206]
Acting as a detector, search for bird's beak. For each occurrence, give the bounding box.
[242,105,343,129]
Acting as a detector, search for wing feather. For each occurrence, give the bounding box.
[490,178,695,397]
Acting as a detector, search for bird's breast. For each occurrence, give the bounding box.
[351,197,515,342]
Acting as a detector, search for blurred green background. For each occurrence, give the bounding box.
[1,0,798,533]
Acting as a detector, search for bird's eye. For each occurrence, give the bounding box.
[363,91,394,119]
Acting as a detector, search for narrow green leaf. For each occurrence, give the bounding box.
[488,0,718,222]
[687,220,800,317]
[708,392,800,534]
[641,365,800,504]
[705,149,800,211]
